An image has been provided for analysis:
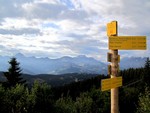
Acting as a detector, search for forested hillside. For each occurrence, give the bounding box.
[0,72,100,87]
[0,58,149,113]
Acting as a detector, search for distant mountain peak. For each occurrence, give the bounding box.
[77,55,87,58]
[61,56,73,59]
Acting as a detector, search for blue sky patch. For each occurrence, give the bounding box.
[59,0,75,9]
[42,23,60,29]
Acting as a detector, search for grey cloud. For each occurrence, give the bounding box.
[40,40,56,44]
[0,45,6,49]
[59,39,106,48]
[59,9,89,22]
[0,28,41,35]
[25,2,90,23]
[56,39,106,54]
[0,19,4,25]
[43,46,60,50]
[26,2,67,19]
[0,0,91,25]
[120,0,150,34]
[0,0,33,18]
[22,49,64,59]
[0,0,64,20]
[121,0,150,16]
[66,33,89,39]
[0,44,52,58]
[0,45,20,55]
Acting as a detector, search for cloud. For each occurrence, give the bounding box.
[55,38,107,57]
[0,0,149,61]
[21,0,89,23]
[0,0,33,18]
[0,28,41,35]
[22,2,66,20]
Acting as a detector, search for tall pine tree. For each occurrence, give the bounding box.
[3,57,26,87]
[143,57,150,86]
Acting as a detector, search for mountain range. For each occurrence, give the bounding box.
[0,53,147,75]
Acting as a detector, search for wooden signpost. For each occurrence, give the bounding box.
[101,21,147,113]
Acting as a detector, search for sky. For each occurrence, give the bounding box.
[0,0,150,61]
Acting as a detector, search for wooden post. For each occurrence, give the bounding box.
[110,21,119,113]
[110,50,119,113]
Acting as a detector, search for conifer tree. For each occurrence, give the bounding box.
[3,57,26,87]
[143,57,150,86]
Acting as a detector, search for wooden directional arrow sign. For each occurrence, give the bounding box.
[101,76,122,91]
[109,36,146,50]
[107,21,117,36]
